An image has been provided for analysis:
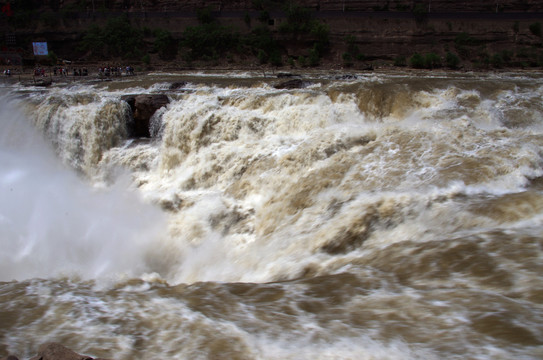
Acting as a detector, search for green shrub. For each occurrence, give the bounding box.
[500,50,513,64]
[537,53,543,67]
[455,32,479,46]
[394,56,407,67]
[80,16,143,59]
[246,26,274,49]
[142,54,150,65]
[490,53,504,68]
[280,4,313,34]
[257,49,267,64]
[79,25,103,54]
[529,22,542,37]
[424,52,441,68]
[153,29,177,60]
[308,46,320,66]
[269,50,282,66]
[345,35,357,53]
[245,26,282,63]
[143,27,153,37]
[342,52,354,66]
[344,34,361,58]
[47,51,58,66]
[287,57,295,67]
[409,53,425,68]
[311,21,330,55]
[286,5,312,31]
[445,52,460,69]
[258,11,270,23]
[478,50,491,67]
[182,24,240,60]
[106,16,143,58]
[244,12,251,27]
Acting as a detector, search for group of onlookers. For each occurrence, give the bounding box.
[98,65,135,77]
[51,67,89,76]
[34,67,47,76]
[3,65,137,79]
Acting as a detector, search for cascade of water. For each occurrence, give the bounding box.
[0,94,166,282]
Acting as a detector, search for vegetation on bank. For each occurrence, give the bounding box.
[79,14,543,71]
[74,3,332,69]
[2,1,543,71]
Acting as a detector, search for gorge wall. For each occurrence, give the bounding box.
[2,0,543,70]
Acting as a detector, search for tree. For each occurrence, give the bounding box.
[153,29,177,60]
[424,52,441,69]
[410,53,425,68]
[47,51,58,66]
[445,52,460,69]
[394,56,407,67]
[529,22,542,37]
[182,24,240,60]
[79,16,143,59]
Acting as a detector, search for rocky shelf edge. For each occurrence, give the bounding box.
[1,342,112,360]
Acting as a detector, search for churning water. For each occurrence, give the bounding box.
[1,71,543,359]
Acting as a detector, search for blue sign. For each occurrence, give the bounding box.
[32,42,48,56]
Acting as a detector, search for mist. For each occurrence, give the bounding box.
[0,93,166,282]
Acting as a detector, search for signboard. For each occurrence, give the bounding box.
[32,42,48,56]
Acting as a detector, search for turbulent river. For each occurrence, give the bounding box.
[1,70,543,359]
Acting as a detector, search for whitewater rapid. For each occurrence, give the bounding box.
[1,71,543,359]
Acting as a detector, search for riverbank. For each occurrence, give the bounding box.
[4,61,543,88]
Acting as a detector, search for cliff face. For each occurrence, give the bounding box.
[45,0,543,12]
[2,0,543,70]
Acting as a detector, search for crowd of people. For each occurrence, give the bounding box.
[98,65,135,77]
[29,64,136,78]
[1,64,138,81]
[50,67,88,76]
[34,67,48,76]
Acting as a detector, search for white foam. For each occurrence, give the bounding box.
[0,94,166,282]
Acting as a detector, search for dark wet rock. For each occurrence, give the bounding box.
[0,355,19,360]
[274,79,308,89]
[169,81,187,89]
[121,94,170,138]
[335,74,358,80]
[28,343,93,360]
[34,78,53,87]
[120,94,135,109]
[276,73,300,78]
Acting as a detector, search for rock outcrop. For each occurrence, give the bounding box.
[121,94,170,138]
[0,355,19,360]
[28,343,92,360]
[11,343,113,360]
[274,79,310,89]
[169,81,187,90]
